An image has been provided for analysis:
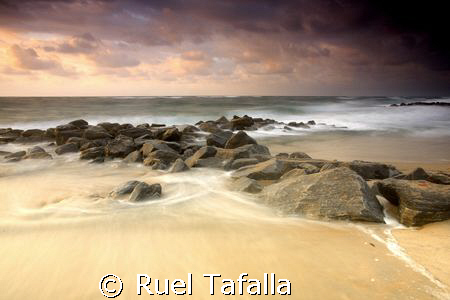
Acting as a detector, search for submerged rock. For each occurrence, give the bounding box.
[232,159,289,180]
[4,151,26,160]
[26,146,52,159]
[206,130,233,148]
[233,177,263,194]
[80,146,105,160]
[289,152,311,159]
[185,146,217,167]
[84,126,113,140]
[376,179,450,226]
[105,135,136,158]
[231,115,254,130]
[263,167,385,222]
[110,180,141,198]
[123,150,143,163]
[129,182,162,202]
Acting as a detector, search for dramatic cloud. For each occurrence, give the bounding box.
[0,0,448,95]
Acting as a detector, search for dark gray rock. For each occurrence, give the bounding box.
[118,127,153,139]
[160,127,181,142]
[84,126,113,140]
[110,180,140,198]
[55,128,84,145]
[66,137,89,148]
[129,182,162,202]
[264,167,385,222]
[105,135,136,158]
[344,160,400,180]
[198,122,221,133]
[376,179,450,226]
[230,158,259,170]
[427,172,450,185]
[144,150,180,165]
[231,115,254,130]
[4,151,26,160]
[404,167,429,180]
[26,146,52,159]
[224,131,257,149]
[55,143,79,155]
[206,131,233,148]
[69,119,89,128]
[185,146,217,167]
[142,140,177,157]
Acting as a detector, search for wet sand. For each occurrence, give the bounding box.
[0,135,449,299]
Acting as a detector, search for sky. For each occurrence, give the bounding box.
[0,0,449,96]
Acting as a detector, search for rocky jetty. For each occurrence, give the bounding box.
[1,115,449,226]
[390,101,450,107]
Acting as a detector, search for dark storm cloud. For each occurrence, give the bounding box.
[0,0,448,93]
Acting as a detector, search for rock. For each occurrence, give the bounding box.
[233,177,263,194]
[216,116,229,123]
[55,128,84,145]
[110,180,140,198]
[427,172,450,185]
[97,122,120,135]
[21,129,45,138]
[230,158,259,170]
[232,159,291,180]
[224,131,257,149]
[90,157,105,164]
[198,122,220,133]
[206,131,233,148]
[145,150,180,165]
[69,119,89,128]
[288,122,310,128]
[344,160,400,180]
[297,163,320,174]
[45,128,56,139]
[404,167,429,180]
[169,158,190,173]
[129,182,162,202]
[143,158,168,170]
[118,127,153,139]
[264,167,385,222]
[307,120,316,125]
[376,179,450,226]
[105,135,136,158]
[280,168,308,180]
[4,151,26,160]
[185,146,217,167]
[66,137,89,148]
[289,152,311,159]
[160,127,181,142]
[134,134,154,147]
[180,125,199,134]
[231,115,254,130]
[151,123,165,128]
[80,146,105,160]
[194,157,225,168]
[55,143,79,155]
[123,150,143,163]
[136,123,150,129]
[26,146,52,159]
[320,162,340,172]
[275,153,289,158]
[181,148,195,160]
[142,140,177,157]
[83,126,113,140]
[79,139,108,151]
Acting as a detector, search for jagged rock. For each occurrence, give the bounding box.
[110,180,140,198]
[84,126,113,140]
[180,125,199,134]
[80,146,105,160]
[320,162,341,172]
[185,146,217,167]
[169,158,190,173]
[264,167,385,222]
[216,116,229,123]
[69,119,89,128]
[26,146,52,159]
[181,148,194,160]
[404,167,429,180]
[206,130,233,148]
[231,115,254,130]
[134,134,154,147]
[123,150,143,163]
[376,179,450,226]
[307,120,316,125]
[105,135,136,158]
[427,172,450,185]
[232,159,290,180]
[343,160,400,180]
[143,158,168,170]
[151,123,165,127]
[79,139,108,151]
[55,127,84,145]
[233,177,263,194]
[288,122,310,128]
[230,158,259,170]
[289,152,311,159]
[224,131,257,149]
[297,163,320,174]
[136,123,150,129]
[97,122,120,135]
[275,153,289,158]
[66,137,89,148]
[55,143,79,155]
[129,182,162,202]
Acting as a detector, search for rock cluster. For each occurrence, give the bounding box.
[1,115,449,226]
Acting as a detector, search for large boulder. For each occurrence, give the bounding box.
[185,146,217,168]
[142,140,178,157]
[55,143,79,155]
[69,119,89,128]
[375,179,450,226]
[17,129,47,143]
[231,159,292,180]
[224,131,257,149]
[129,182,162,202]
[97,122,121,135]
[144,150,180,165]
[289,152,311,159]
[206,131,233,148]
[123,150,143,163]
[198,122,221,133]
[159,127,181,142]
[55,125,84,145]
[232,177,263,194]
[118,127,153,139]
[4,150,26,162]
[343,160,400,180]
[105,135,136,158]
[230,158,259,170]
[263,167,385,222]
